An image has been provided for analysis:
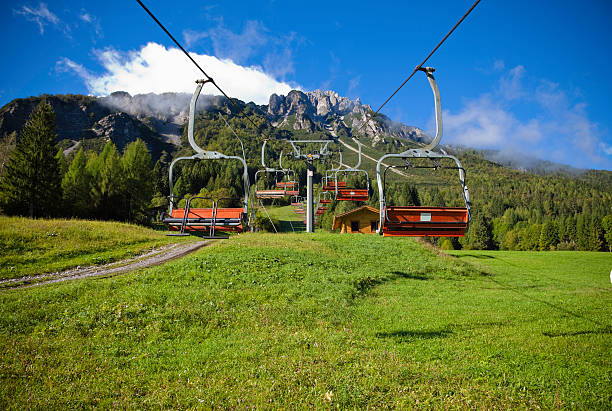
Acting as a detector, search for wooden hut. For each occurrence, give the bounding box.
[332,206,380,234]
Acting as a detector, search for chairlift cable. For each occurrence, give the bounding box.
[135,0,263,133]
[219,113,246,159]
[357,0,482,137]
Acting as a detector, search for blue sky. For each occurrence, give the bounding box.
[1,0,611,170]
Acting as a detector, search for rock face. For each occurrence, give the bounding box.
[0,95,108,141]
[265,89,429,145]
[0,94,173,159]
[0,88,427,158]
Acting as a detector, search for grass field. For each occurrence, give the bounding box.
[265,205,307,232]
[0,216,195,280]
[0,232,610,408]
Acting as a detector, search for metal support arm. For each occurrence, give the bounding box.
[419,67,443,151]
[178,80,251,213]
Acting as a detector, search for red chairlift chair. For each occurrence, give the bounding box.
[163,79,249,238]
[334,139,370,202]
[376,67,471,237]
[255,140,286,199]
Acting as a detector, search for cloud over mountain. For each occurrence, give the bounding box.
[443,64,611,170]
[58,42,298,105]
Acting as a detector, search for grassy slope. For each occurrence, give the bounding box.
[0,216,195,280]
[266,205,303,222]
[0,233,609,408]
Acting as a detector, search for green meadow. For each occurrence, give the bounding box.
[0,216,195,280]
[0,231,610,408]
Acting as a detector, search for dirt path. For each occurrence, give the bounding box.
[1,240,210,290]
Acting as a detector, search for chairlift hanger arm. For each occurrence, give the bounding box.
[419,67,443,151]
[186,80,250,212]
[285,139,333,161]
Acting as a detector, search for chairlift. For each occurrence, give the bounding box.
[334,139,370,202]
[163,79,249,238]
[291,195,302,207]
[319,191,332,204]
[376,68,471,237]
[321,151,345,192]
[278,151,299,196]
[255,140,286,199]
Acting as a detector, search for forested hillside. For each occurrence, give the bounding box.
[1,93,611,251]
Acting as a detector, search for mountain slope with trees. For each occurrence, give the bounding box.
[0,91,610,251]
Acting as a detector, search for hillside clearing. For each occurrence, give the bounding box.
[0,240,209,289]
[0,216,197,280]
[0,233,610,408]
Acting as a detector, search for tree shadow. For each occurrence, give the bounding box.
[543,328,612,337]
[376,328,452,342]
[453,254,495,259]
[391,271,430,281]
[486,275,610,328]
[277,220,306,232]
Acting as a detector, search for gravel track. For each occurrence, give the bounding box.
[1,240,209,290]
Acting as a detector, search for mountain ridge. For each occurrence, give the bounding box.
[0,89,609,176]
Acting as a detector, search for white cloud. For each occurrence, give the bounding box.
[15,2,60,34]
[347,75,361,98]
[182,20,302,81]
[493,60,505,71]
[183,29,208,48]
[444,63,611,170]
[56,57,94,82]
[58,42,298,105]
[76,10,102,40]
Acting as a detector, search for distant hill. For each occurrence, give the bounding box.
[1,89,610,180]
[0,93,175,160]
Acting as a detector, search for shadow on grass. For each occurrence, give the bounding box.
[352,271,433,299]
[391,271,430,281]
[453,254,495,259]
[486,275,610,328]
[277,220,306,233]
[376,329,452,342]
[543,328,612,337]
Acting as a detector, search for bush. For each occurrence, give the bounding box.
[440,239,455,250]
[254,211,279,232]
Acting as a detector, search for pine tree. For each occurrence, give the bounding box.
[0,100,61,217]
[90,141,124,220]
[0,131,17,179]
[464,214,494,250]
[602,215,612,252]
[55,148,68,177]
[121,139,153,222]
[61,148,92,217]
[539,220,558,250]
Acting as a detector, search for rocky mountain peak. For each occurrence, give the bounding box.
[265,89,428,145]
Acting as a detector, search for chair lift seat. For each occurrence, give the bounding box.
[382,206,468,237]
[336,188,369,202]
[322,181,346,191]
[164,208,245,232]
[319,199,331,204]
[285,190,299,196]
[255,189,286,199]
